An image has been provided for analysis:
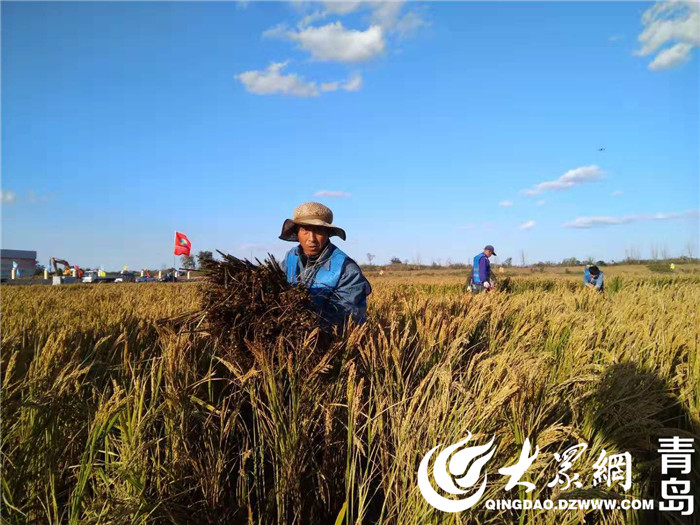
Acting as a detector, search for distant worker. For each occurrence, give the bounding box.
[470,245,496,293]
[280,202,371,327]
[583,265,604,292]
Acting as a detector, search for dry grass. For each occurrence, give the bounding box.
[2,268,699,524]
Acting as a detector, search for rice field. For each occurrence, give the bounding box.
[2,266,699,524]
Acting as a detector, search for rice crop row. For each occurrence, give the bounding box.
[1,272,698,524]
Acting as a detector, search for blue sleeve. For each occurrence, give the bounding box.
[595,272,604,290]
[327,260,372,325]
[281,248,296,284]
[479,256,490,282]
[583,268,590,284]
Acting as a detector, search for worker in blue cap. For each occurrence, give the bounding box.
[470,245,496,293]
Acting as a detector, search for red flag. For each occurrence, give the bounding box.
[174,231,191,257]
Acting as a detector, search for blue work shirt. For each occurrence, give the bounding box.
[478,254,491,284]
[283,243,372,327]
[583,268,604,291]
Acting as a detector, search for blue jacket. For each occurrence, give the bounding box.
[283,243,371,326]
[583,268,604,290]
[472,253,490,285]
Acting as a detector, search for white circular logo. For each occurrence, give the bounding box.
[418,432,497,513]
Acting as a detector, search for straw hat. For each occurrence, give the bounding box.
[279,202,347,242]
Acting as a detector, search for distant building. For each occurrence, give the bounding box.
[0,249,37,279]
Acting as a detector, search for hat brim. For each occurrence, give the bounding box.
[279,218,347,242]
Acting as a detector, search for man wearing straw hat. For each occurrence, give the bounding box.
[280,202,371,327]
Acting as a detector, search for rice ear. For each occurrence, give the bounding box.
[181,252,330,365]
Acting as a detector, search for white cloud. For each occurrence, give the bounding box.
[564,216,634,229]
[391,10,427,38]
[0,189,56,204]
[519,220,536,230]
[314,189,351,198]
[321,81,340,92]
[536,200,546,206]
[650,211,698,220]
[285,22,385,62]
[609,34,623,42]
[237,63,361,97]
[263,23,288,39]
[649,42,693,70]
[611,190,624,196]
[312,1,425,36]
[1,190,17,204]
[262,1,425,97]
[298,11,327,29]
[371,1,404,28]
[320,73,362,92]
[369,1,426,36]
[499,200,513,207]
[522,165,604,196]
[342,72,363,91]
[637,1,699,71]
[563,209,698,229]
[236,61,319,97]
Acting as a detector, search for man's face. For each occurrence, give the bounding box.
[298,225,330,256]
[484,249,493,257]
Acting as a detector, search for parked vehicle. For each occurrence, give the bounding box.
[136,275,156,283]
[114,271,136,283]
[82,270,99,283]
[159,273,178,282]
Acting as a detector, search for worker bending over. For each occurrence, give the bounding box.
[583,265,604,292]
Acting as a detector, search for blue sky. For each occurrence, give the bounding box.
[2,1,698,270]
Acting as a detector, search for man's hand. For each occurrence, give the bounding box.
[483,281,492,291]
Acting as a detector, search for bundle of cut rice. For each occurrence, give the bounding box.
[192,252,328,361]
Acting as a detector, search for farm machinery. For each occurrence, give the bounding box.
[50,257,83,285]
